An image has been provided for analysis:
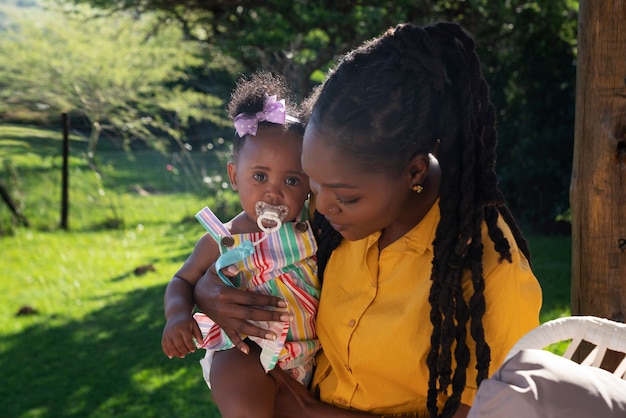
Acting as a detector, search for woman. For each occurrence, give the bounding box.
[194,22,542,418]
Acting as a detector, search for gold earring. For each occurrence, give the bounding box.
[412,184,424,194]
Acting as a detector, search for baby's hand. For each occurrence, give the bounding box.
[161,312,203,359]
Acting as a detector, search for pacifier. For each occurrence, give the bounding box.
[255,201,289,234]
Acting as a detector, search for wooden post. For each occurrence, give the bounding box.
[60,113,70,230]
[571,1,626,322]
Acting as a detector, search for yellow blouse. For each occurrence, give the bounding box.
[311,202,542,416]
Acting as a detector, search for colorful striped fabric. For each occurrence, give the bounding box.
[195,207,232,242]
[193,205,320,385]
[194,312,290,372]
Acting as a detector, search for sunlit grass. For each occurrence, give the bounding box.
[0,208,221,417]
[0,124,226,417]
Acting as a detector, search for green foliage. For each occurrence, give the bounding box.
[54,0,579,231]
[466,1,578,230]
[0,3,233,158]
[2,0,579,230]
[56,0,452,96]
[0,124,238,233]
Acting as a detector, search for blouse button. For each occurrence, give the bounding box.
[337,398,347,405]
[348,319,356,327]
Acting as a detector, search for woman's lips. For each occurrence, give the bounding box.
[328,220,347,232]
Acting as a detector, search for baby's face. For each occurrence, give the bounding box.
[228,125,309,230]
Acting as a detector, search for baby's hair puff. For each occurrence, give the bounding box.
[227,71,304,160]
[308,22,531,418]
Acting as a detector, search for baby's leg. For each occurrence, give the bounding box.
[209,342,276,418]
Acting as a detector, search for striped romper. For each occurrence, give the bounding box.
[193,205,321,387]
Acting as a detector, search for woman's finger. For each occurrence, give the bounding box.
[208,265,287,310]
[202,297,291,341]
[194,267,291,341]
[222,328,250,354]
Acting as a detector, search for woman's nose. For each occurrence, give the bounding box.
[313,189,336,216]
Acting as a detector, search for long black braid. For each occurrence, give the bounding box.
[307,22,531,418]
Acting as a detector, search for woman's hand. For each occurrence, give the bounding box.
[271,367,320,418]
[194,265,291,354]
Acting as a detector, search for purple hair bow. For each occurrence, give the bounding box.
[233,94,288,137]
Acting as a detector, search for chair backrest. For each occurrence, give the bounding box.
[505,316,626,380]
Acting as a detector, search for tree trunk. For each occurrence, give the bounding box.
[0,179,29,227]
[571,0,626,322]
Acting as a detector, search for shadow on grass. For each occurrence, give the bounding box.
[0,283,220,418]
[0,131,86,152]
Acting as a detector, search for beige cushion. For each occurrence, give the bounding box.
[468,349,626,417]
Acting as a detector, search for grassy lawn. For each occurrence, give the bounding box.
[1,226,220,418]
[526,233,572,323]
[1,125,229,417]
[0,124,571,417]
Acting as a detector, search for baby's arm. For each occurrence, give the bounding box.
[161,233,219,358]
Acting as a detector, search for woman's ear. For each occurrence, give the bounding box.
[407,153,430,186]
[226,161,238,191]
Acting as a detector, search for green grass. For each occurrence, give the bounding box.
[526,232,572,355]
[0,124,572,417]
[0,226,221,418]
[526,233,572,323]
[0,124,231,417]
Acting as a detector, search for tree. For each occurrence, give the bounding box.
[466,1,579,230]
[0,4,232,161]
[58,0,580,230]
[59,0,459,95]
[571,1,626,322]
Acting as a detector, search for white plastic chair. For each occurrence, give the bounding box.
[505,316,626,380]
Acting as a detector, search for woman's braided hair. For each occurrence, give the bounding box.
[308,22,531,418]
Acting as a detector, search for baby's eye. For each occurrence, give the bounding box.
[253,173,267,182]
[285,177,301,186]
